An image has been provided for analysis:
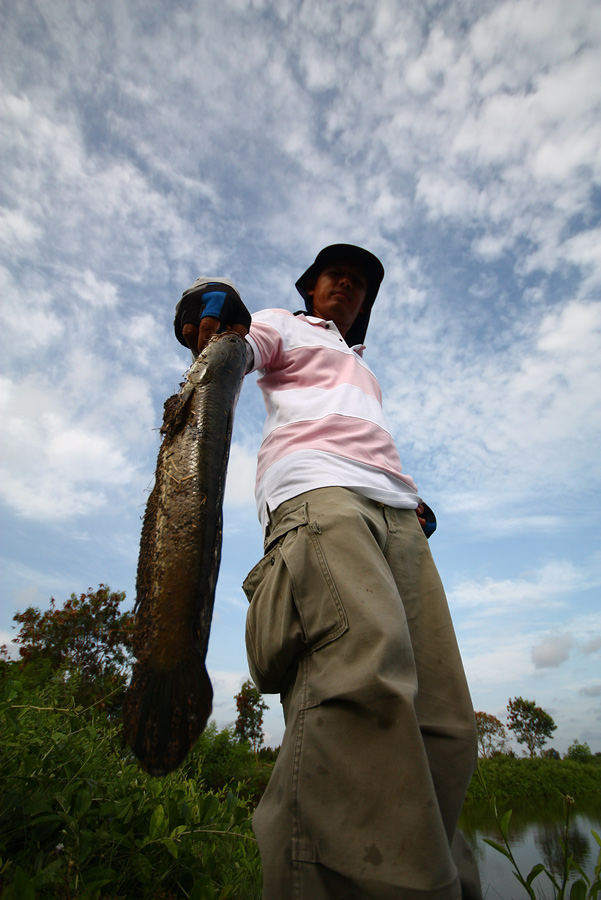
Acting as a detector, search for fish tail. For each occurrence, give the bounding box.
[123,653,212,776]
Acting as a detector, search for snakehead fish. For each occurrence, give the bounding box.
[123,332,249,776]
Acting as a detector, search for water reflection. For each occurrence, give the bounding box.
[535,819,590,877]
[460,796,601,899]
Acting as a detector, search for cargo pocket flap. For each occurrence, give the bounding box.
[264,501,309,552]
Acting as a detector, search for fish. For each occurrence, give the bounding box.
[123,332,249,776]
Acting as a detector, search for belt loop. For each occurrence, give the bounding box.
[264,503,274,551]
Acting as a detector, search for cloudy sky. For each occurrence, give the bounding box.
[2,0,600,753]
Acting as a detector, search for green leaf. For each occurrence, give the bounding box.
[78,828,95,864]
[13,866,35,900]
[499,808,512,840]
[199,794,219,824]
[132,853,153,883]
[75,787,92,818]
[483,838,512,860]
[167,796,180,825]
[162,838,179,858]
[149,803,165,839]
[570,859,589,882]
[29,813,64,826]
[218,887,236,900]
[115,798,133,822]
[526,864,545,886]
[190,876,213,900]
[569,880,587,900]
[81,872,116,893]
[229,805,248,828]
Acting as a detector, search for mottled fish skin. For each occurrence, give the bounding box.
[123,333,249,776]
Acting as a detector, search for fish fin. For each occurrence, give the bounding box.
[123,654,213,776]
[160,382,195,436]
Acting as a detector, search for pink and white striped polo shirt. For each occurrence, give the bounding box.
[245,309,419,532]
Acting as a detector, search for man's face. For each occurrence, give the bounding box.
[307,261,368,337]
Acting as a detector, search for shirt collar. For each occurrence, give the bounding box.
[298,313,366,355]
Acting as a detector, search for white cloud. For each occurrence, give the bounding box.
[71,271,120,309]
[0,632,19,658]
[558,228,601,291]
[383,297,601,510]
[532,632,573,669]
[224,442,259,508]
[208,668,249,723]
[579,684,601,698]
[448,560,589,613]
[0,357,154,520]
[582,636,601,655]
[0,266,64,351]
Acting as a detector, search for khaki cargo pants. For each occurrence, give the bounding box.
[243,488,481,900]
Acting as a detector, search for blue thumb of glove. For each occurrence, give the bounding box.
[200,291,228,321]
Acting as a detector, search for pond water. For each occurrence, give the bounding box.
[460,796,601,899]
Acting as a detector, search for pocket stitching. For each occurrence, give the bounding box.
[281,524,348,652]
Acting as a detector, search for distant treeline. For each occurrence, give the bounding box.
[466,755,601,801]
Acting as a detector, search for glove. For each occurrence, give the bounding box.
[418,502,437,539]
[174,277,251,348]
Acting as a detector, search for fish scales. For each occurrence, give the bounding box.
[123,333,249,776]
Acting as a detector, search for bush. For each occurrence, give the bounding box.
[189,723,275,805]
[542,748,561,760]
[467,756,601,802]
[0,670,262,899]
[565,740,593,763]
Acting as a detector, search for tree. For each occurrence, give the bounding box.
[235,679,268,753]
[11,584,134,702]
[542,747,561,759]
[475,711,508,758]
[565,740,592,762]
[506,696,557,756]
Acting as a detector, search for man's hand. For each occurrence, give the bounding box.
[416,503,437,539]
[174,280,251,356]
[183,318,249,355]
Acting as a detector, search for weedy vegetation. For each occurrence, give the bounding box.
[2,589,600,898]
[0,669,262,900]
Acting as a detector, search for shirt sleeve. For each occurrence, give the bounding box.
[245,309,288,373]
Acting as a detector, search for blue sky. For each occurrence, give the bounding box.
[1,0,600,753]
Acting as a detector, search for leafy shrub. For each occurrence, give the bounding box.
[0,671,262,899]
[186,723,274,805]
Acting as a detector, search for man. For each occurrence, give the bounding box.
[175,245,481,900]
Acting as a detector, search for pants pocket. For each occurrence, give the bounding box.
[243,508,348,696]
